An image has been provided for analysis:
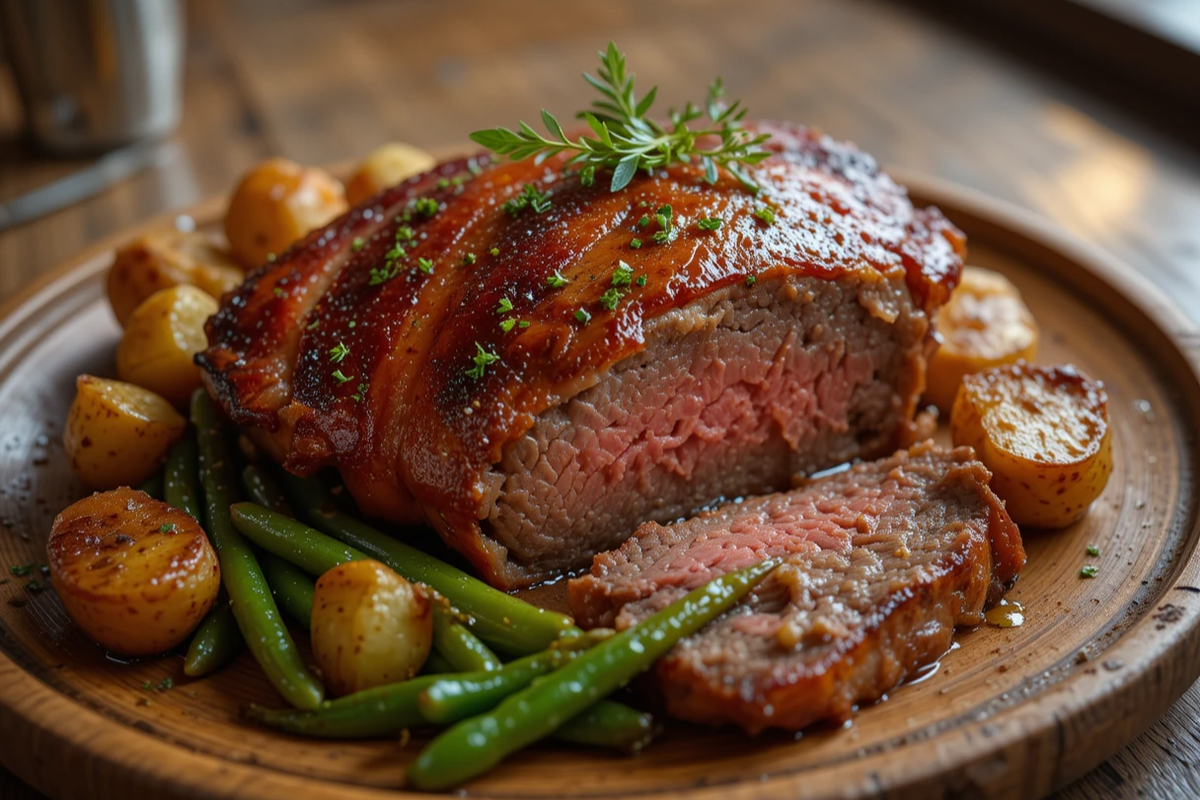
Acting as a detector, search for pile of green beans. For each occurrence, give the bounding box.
[191,390,324,710]
[407,559,780,790]
[273,471,574,655]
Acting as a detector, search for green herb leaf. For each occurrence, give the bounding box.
[612,261,634,287]
[496,297,514,314]
[9,564,33,577]
[547,271,570,288]
[697,217,722,231]
[351,237,365,252]
[636,274,648,287]
[159,523,175,533]
[1080,565,1099,579]
[745,274,757,286]
[332,369,354,384]
[630,238,643,249]
[574,308,592,325]
[417,257,435,274]
[328,341,350,364]
[462,252,477,265]
[469,42,772,193]
[465,342,500,380]
[352,382,368,403]
[1086,544,1100,557]
[503,183,552,217]
[753,206,776,226]
[598,287,626,311]
[500,318,518,333]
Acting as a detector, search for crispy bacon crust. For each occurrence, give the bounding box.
[199,122,965,582]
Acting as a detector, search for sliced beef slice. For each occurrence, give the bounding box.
[568,442,1025,733]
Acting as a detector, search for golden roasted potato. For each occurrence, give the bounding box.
[926,266,1039,413]
[117,285,219,407]
[63,376,186,489]
[345,142,437,206]
[311,559,432,696]
[48,487,220,655]
[951,362,1111,528]
[107,229,243,327]
[224,158,348,269]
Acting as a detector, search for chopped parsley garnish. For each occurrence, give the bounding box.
[368,262,400,285]
[25,579,44,593]
[1086,544,1100,557]
[580,165,596,187]
[332,369,354,384]
[745,275,757,286]
[437,177,450,189]
[630,238,643,249]
[462,252,477,266]
[329,341,351,364]
[500,319,518,333]
[636,274,648,287]
[637,215,650,228]
[351,237,365,252]
[519,320,531,328]
[496,296,514,314]
[352,382,368,403]
[1080,565,1099,579]
[753,206,776,226]
[469,43,771,192]
[9,564,33,577]
[490,247,501,256]
[574,308,592,325]
[143,678,173,692]
[307,319,320,330]
[611,261,634,287]
[546,271,570,288]
[598,287,626,311]
[273,287,287,298]
[697,217,722,231]
[413,197,440,217]
[158,523,175,533]
[417,257,435,274]
[651,204,674,244]
[396,226,415,242]
[503,183,552,217]
[466,342,500,380]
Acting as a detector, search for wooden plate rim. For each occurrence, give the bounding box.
[1,172,1198,800]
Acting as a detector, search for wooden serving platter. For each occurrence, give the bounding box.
[1,172,1199,800]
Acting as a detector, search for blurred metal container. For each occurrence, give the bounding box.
[0,0,184,154]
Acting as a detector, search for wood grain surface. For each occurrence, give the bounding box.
[1,0,1198,797]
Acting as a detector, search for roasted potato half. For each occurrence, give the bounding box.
[117,285,219,407]
[48,487,220,655]
[345,142,436,206]
[311,559,432,696]
[64,376,186,489]
[224,158,348,269]
[926,266,1039,413]
[107,229,243,327]
[951,362,1111,528]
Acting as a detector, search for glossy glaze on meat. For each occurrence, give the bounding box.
[199,122,965,588]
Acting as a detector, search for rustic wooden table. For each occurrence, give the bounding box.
[2,0,1198,797]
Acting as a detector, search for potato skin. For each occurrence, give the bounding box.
[951,362,1111,528]
[311,559,432,696]
[224,158,348,269]
[345,142,436,206]
[64,376,186,490]
[117,285,220,407]
[107,230,243,327]
[48,487,220,655]
[926,266,1039,413]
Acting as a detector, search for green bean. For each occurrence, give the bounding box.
[230,503,366,574]
[183,601,242,677]
[417,647,580,725]
[191,390,324,710]
[259,551,315,628]
[164,435,201,519]
[433,604,501,673]
[136,471,164,500]
[241,464,293,515]
[407,559,780,790]
[245,674,439,738]
[274,471,574,654]
[554,700,657,753]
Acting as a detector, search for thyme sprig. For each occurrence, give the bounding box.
[470,43,771,192]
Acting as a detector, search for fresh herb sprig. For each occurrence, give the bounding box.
[470,43,771,192]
